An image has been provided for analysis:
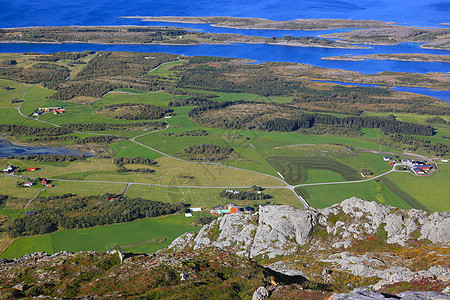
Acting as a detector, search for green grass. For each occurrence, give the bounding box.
[384,164,450,212]
[297,179,413,209]
[361,128,382,139]
[0,79,28,108]
[0,214,200,259]
[20,86,62,115]
[149,60,187,78]
[111,140,164,160]
[267,157,360,185]
[126,185,301,208]
[38,181,128,200]
[0,208,24,219]
[0,109,27,124]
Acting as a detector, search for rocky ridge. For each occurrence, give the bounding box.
[170,197,450,256]
[169,197,450,291]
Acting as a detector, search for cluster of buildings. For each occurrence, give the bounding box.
[211,203,255,215]
[383,156,433,175]
[33,107,65,116]
[3,165,38,174]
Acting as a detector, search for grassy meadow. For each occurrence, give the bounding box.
[0,214,200,259]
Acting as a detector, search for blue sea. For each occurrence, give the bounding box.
[0,0,448,100]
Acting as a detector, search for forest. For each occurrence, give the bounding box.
[219,189,272,200]
[188,101,436,136]
[7,195,187,237]
[181,144,236,162]
[97,103,169,120]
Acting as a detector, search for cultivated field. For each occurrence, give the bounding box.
[0,214,200,259]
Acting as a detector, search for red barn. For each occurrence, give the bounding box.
[28,167,36,171]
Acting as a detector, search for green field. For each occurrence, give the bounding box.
[126,185,301,208]
[0,79,28,108]
[267,157,360,185]
[384,164,450,212]
[0,209,23,219]
[297,179,414,210]
[1,214,200,259]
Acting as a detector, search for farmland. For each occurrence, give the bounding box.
[0,214,200,259]
[0,51,449,258]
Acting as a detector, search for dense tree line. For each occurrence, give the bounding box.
[177,63,306,97]
[276,35,346,47]
[97,103,169,120]
[426,116,447,124]
[30,51,94,62]
[76,135,125,144]
[0,194,9,206]
[74,52,178,80]
[163,129,209,137]
[113,156,156,166]
[62,121,165,132]
[182,144,235,161]
[49,82,118,100]
[188,101,435,136]
[381,133,450,156]
[116,167,155,173]
[219,190,271,200]
[7,196,187,237]
[8,154,85,162]
[0,63,70,83]
[0,124,72,136]
[168,96,218,107]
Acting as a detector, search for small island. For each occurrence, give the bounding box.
[322,53,450,63]
[123,16,393,30]
[0,26,367,49]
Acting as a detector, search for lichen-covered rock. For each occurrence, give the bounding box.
[330,288,450,299]
[250,205,319,258]
[323,252,449,283]
[252,286,269,300]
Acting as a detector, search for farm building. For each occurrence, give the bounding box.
[383,156,391,161]
[28,167,37,171]
[3,165,15,173]
[23,182,33,187]
[185,213,193,218]
[417,165,431,170]
[411,167,425,175]
[190,207,202,212]
[211,203,243,215]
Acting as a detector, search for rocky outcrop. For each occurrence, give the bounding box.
[321,197,450,247]
[330,288,450,300]
[170,198,450,259]
[170,205,320,259]
[323,252,449,283]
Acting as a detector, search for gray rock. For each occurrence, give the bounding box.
[331,288,450,300]
[252,286,269,300]
[266,261,306,277]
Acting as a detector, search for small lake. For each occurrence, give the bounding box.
[0,139,91,158]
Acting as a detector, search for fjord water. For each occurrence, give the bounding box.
[1,0,448,27]
[0,0,448,99]
[0,139,90,158]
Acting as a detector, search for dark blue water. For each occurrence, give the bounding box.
[0,0,449,28]
[0,139,91,158]
[0,42,448,74]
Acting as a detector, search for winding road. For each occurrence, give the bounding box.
[4,75,428,210]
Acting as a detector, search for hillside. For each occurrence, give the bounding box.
[1,198,448,299]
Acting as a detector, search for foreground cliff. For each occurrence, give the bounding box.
[0,198,448,299]
[169,197,450,296]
